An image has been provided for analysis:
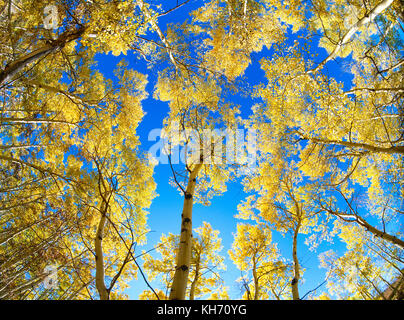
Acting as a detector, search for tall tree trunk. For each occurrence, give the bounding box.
[169,163,203,300]
[95,199,109,300]
[291,222,301,300]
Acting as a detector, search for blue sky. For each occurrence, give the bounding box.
[92,0,358,299]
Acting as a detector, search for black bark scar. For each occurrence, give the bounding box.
[179,265,188,271]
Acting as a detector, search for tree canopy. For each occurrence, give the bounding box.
[0,0,402,300]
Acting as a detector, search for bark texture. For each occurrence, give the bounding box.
[291,221,301,300]
[169,163,203,300]
[95,198,109,300]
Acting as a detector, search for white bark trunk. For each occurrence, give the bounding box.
[169,164,203,300]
